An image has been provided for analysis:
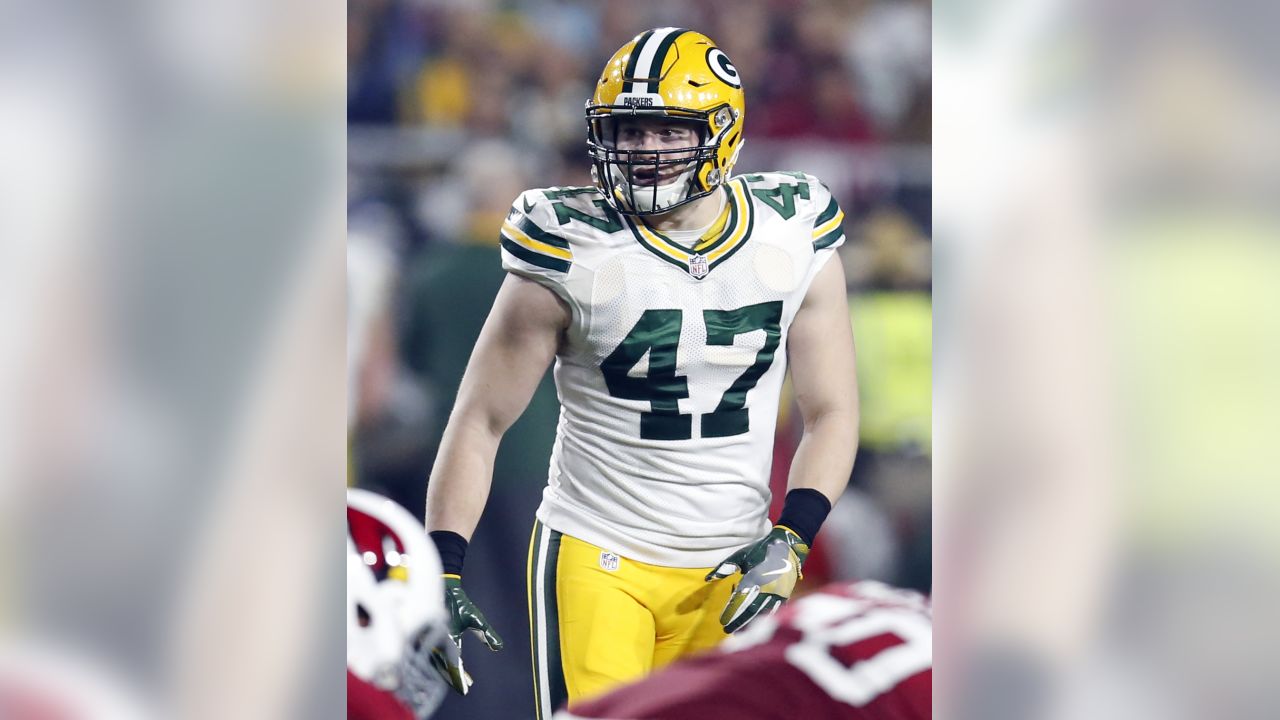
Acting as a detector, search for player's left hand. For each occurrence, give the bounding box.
[705,526,809,633]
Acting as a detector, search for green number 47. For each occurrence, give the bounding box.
[600,301,783,441]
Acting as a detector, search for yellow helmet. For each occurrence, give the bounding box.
[587,28,746,215]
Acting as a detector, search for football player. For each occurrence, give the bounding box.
[551,580,932,720]
[423,28,860,719]
[348,488,456,720]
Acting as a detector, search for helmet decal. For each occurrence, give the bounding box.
[623,27,688,94]
[705,48,741,89]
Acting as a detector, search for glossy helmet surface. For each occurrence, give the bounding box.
[587,28,746,215]
[347,488,448,720]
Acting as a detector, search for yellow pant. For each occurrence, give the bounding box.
[526,519,735,719]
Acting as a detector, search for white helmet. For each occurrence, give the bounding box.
[347,488,449,719]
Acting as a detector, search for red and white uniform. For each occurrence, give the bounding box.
[348,670,414,720]
[554,581,931,720]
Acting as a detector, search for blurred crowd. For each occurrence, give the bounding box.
[348,5,930,714]
[350,0,930,136]
[349,0,930,246]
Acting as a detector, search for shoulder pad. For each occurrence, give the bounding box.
[738,170,814,190]
[527,185,626,238]
[500,189,574,276]
[738,172,844,251]
[805,176,846,251]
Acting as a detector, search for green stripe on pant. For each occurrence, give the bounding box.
[529,520,567,719]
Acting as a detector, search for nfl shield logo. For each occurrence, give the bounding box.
[688,254,709,279]
[599,551,620,572]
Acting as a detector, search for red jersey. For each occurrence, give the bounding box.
[347,670,414,720]
[558,581,931,720]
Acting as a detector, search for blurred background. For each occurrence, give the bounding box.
[8,0,1274,717]
[346,1,930,718]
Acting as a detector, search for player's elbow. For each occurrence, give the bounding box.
[796,382,858,432]
[807,405,858,440]
[444,403,509,449]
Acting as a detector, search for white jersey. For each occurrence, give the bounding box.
[500,172,846,567]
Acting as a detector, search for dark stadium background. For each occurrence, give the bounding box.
[347,1,930,717]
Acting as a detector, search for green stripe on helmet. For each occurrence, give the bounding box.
[645,28,689,91]
[623,29,656,92]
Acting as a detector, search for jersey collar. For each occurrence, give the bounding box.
[623,178,755,279]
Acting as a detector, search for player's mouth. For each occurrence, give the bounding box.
[631,165,686,186]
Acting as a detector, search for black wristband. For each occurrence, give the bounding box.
[428,530,468,576]
[776,489,832,547]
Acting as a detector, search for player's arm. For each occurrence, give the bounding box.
[783,252,859,508]
[423,272,569,693]
[425,272,569,538]
[707,255,858,632]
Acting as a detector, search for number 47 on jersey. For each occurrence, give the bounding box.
[600,301,783,441]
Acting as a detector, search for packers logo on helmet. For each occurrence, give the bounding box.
[586,28,746,216]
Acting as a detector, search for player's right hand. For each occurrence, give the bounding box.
[705,526,809,634]
[429,575,504,695]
